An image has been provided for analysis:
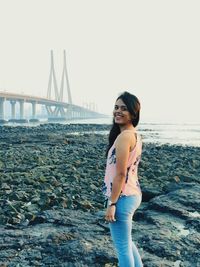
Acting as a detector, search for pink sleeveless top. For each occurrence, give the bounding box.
[103,132,142,198]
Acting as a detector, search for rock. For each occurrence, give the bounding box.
[1,183,10,190]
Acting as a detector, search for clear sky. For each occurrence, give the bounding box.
[0,0,200,123]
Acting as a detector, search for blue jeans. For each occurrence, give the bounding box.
[109,195,143,267]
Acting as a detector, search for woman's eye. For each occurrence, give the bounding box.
[114,106,118,110]
[121,107,127,111]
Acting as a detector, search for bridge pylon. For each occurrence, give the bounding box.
[46,50,73,119]
[60,50,72,104]
[47,50,59,101]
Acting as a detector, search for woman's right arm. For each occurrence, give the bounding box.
[105,132,136,222]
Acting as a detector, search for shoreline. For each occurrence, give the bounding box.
[1,122,200,148]
[0,124,200,266]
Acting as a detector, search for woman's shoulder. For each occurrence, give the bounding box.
[116,130,137,144]
[119,129,136,137]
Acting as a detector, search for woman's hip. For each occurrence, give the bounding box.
[115,194,142,220]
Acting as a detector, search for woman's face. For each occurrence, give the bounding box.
[113,98,132,125]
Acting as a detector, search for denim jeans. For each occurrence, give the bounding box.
[109,195,143,267]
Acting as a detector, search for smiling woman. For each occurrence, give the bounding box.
[103,91,143,267]
[114,100,131,124]
[106,92,140,156]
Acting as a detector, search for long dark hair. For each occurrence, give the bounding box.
[106,91,141,156]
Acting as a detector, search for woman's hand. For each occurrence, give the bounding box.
[105,206,116,222]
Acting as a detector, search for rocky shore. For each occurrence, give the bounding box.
[0,123,200,267]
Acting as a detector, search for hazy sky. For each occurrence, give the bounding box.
[0,0,200,123]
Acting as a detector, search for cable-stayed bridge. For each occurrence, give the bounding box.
[0,51,107,123]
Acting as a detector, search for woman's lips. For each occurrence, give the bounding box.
[115,115,123,119]
[114,115,124,121]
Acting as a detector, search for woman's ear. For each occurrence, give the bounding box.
[131,114,135,120]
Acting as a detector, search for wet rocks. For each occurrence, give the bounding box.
[0,123,200,266]
[0,209,117,267]
[135,184,200,266]
[140,143,200,202]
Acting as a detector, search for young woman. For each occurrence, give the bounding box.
[103,91,143,267]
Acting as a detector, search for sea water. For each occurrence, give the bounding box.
[1,117,200,147]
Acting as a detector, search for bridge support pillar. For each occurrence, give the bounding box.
[31,102,36,119]
[19,100,25,119]
[0,97,5,120]
[10,100,16,119]
[67,107,72,119]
